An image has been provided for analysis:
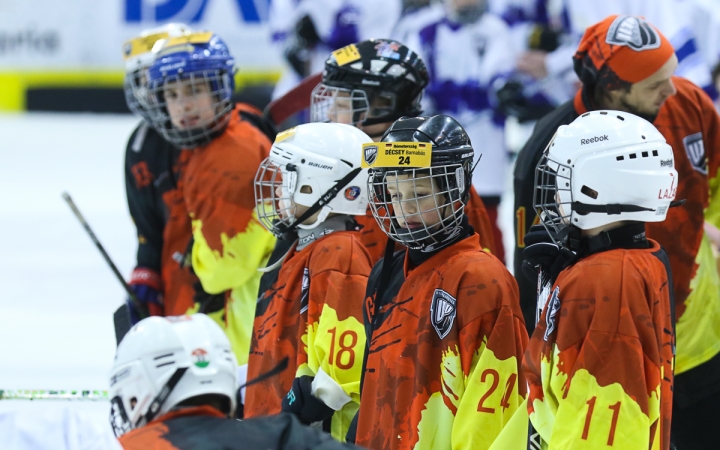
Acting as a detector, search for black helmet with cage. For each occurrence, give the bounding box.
[365,115,475,251]
[311,39,429,128]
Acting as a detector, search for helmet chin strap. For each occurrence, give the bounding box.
[295,206,331,230]
[134,367,188,429]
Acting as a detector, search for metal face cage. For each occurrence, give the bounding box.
[254,157,298,236]
[368,165,467,251]
[310,84,371,124]
[533,151,574,241]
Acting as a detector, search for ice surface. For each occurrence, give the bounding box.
[0,112,141,435]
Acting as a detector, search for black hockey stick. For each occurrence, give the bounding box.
[62,193,146,343]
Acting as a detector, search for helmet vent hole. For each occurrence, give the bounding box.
[582,113,590,117]
[340,159,353,167]
[156,361,175,368]
[629,153,637,159]
[130,397,137,410]
[642,151,649,157]
[617,115,625,121]
[600,111,607,115]
[300,185,313,194]
[581,185,598,199]
[301,159,306,164]
[616,155,624,161]
[652,150,658,156]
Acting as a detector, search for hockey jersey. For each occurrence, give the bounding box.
[405,12,516,198]
[245,227,372,441]
[356,233,527,450]
[165,103,276,365]
[514,78,720,405]
[125,121,198,316]
[494,239,675,449]
[118,406,362,450]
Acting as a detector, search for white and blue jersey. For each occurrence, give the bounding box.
[406,13,516,198]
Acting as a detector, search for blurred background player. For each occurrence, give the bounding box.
[122,23,197,324]
[246,123,373,441]
[353,115,527,449]
[110,314,363,449]
[144,32,276,371]
[404,0,517,263]
[312,38,498,262]
[513,15,720,449]
[495,110,677,449]
[268,0,402,101]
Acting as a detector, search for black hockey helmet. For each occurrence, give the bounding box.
[311,39,429,127]
[366,115,475,251]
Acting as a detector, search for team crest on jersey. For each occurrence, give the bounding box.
[300,268,310,314]
[605,16,661,51]
[430,289,457,339]
[683,132,707,174]
[364,145,378,166]
[543,286,561,342]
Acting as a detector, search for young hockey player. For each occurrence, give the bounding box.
[404,1,518,262]
[245,123,374,441]
[312,38,499,262]
[110,314,362,450]
[494,110,677,449]
[144,32,275,367]
[354,114,527,449]
[512,15,720,449]
[122,23,198,323]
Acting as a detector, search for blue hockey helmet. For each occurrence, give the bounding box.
[146,32,236,148]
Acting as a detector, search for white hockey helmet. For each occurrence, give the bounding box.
[108,314,237,437]
[534,110,678,237]
[254,122,372,236]
[122,23,192,117]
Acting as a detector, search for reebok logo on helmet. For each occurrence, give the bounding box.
[606,16,661,51]
[581,135,609,145]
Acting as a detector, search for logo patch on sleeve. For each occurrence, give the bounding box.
[543,286,561,342]
[300,268,310,314]
[430,289,457,339]
[683,132,706,174]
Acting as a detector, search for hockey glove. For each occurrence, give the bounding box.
[281,376,335,425]
[127,267,164,325]
[522,225,575,285]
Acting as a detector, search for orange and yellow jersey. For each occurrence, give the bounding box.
[245,227,372,441]
[181,103,276,364]
[356,233,527,450]
[514,78,720,405]
[354,186,497,265]
[509,240,675,450]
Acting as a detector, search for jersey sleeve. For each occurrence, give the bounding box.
[125,122,164,272]
[452,271,528,450]
[301,237,372,440]
[528,260,670,449]
[186,125,275,295]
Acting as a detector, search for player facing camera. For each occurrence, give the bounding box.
[533,109,679,245]
[145,32,236,149]
[365,114,474,252]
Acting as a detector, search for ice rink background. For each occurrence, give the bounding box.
[0,111,517,438]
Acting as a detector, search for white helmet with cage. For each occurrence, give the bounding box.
[108,314,237,438]
[122,23,193,118]
[254,122,372,236]
[534,110,678,236]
